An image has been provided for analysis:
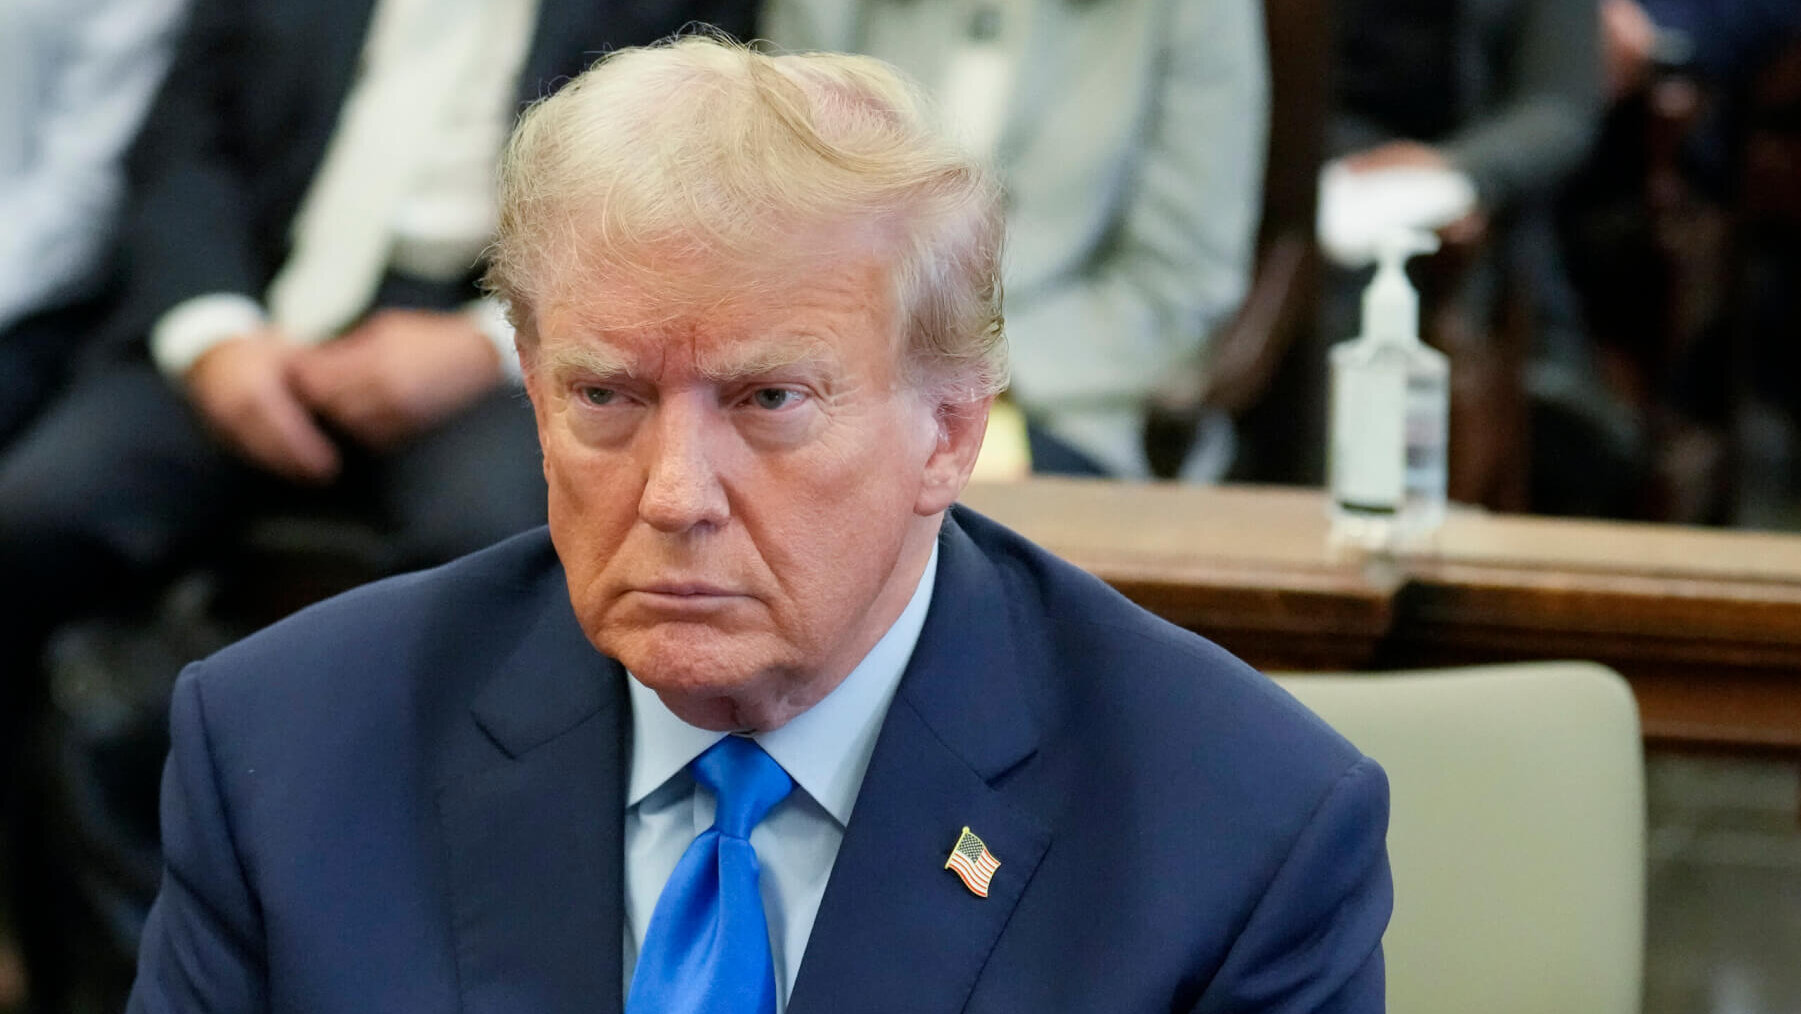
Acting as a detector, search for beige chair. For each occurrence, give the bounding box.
[1274,663,1645,1014]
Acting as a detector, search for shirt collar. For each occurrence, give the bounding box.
[626,544,939,826]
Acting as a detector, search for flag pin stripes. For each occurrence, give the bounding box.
[944,826,1000,898]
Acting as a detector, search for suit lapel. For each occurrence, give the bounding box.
[789,512,1052,1014]
[438,580,630,1014]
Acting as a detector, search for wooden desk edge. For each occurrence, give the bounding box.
[962,481,1801,755]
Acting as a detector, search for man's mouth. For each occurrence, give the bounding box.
[635,581,736,597]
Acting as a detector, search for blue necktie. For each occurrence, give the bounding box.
[627,736,795,1014]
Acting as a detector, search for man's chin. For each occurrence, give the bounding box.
[600,626,785,698]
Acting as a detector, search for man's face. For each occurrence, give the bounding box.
[524,254,980,732]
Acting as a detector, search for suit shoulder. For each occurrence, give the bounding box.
[184,527,561,709]
[950,504,1365,777]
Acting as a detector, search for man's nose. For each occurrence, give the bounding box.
[637,395,730,533]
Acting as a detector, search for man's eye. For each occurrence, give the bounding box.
[580,387,617,406]
[750,388,803,410]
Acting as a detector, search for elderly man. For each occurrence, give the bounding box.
[128,38,1392,1014]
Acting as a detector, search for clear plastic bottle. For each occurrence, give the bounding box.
[1329,231,1449,551]
[1400,341,1449,540]
[1328,330,1408,550]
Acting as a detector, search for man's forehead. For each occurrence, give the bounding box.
[536,315,846,379]
[534,254,900,378]
[538,225,896,325]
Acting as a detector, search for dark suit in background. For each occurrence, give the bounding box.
[129,507,1391,1013]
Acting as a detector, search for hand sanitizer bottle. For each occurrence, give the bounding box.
[1329,231,1449,551]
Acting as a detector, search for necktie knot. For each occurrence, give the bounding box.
[628,735,791,1014]
[692,736,793,840]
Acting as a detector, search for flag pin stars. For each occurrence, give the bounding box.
[945,826,1000,898]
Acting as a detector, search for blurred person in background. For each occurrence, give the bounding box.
[1328,0,1649,516]
[1605,0,1801,104]
[0,0,186,1004]
[0,0,187,447]
[0,0,752,1009]
[1578,0,1801,525]
[762,0,1268,479]
[1334,0,1600,224]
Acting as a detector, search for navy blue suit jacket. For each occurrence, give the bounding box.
[128,507,1392,1012]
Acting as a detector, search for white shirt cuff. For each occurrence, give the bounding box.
[465,297,523,383]
[149,293,270,381]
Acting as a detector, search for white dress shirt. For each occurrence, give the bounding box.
[148,0,537,381]
[0,0,185,333]
[623,545,939,1011]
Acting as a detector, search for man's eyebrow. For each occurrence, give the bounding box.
[694,338,839,383]
[540,343,634,380]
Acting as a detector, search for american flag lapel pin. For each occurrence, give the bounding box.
[945,826,1000,898]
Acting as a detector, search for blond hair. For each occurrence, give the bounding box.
[483,34,1008,401]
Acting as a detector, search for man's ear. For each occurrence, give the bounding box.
[915,395,994,516]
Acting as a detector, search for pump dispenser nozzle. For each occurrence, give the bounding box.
[1361,230,1440,346]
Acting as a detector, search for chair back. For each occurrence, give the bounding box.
[1275,662,1645,1014]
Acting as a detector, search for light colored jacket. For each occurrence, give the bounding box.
[762,0,1268,475]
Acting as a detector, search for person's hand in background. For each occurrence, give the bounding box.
[289,308,503,451]
[1603,0,1659,101]
[1342,140,1490,247]
[186,328,341,483]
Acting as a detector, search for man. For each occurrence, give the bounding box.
[128,38,1392,1013]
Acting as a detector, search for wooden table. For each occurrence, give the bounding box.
[960,479,1801,754]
